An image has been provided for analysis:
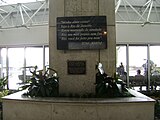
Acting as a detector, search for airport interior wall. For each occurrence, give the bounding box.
[0,24,159,46]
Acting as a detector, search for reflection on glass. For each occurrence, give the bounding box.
[129,46,147,76]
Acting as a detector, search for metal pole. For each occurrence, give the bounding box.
[23,46,26,83]
[125,0,146,21]
[43,45,45,71]
[147,44,150,91]
[25,1,46,25]
[126,44,129,87]
[115,0,122,13]
[0,7,15,24]
[19,4,25,25]
[138,0,151,21]
[147,0,153,21]
[6,47,9,89]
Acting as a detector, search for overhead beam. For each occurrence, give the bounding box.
[0,0,160,29]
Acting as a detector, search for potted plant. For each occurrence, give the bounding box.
[95,63,133,98]
[0,76,9,119]
[20,66,59,97]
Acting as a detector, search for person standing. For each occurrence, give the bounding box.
[117,62,125,76]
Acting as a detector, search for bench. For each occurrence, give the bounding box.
[129,76,146,91]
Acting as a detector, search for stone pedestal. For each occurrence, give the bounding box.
[2,89,155,120]
[49,0,116,95]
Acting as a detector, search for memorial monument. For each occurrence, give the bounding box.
[49,0,116,95]
[2,0,155,120]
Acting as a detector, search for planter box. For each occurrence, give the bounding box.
[2,89,155,120]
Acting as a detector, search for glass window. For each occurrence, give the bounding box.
[150,46,160,76]
[0,48,7,78]
[129,46,147,76]
[0,46,47,90]
[116,46,126,74]
[26,47,43,75]
[45,46,49,67]
[8,48,24,89]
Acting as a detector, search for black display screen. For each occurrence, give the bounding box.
[57,16,107,50]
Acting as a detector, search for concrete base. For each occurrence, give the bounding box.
[2,89,155,120]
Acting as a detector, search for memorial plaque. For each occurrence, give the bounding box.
[67,61,86,75]
[57,16,107,50]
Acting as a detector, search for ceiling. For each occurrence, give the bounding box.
[116,0,160,26]
[0,0,44,6]
[0,0,159,29]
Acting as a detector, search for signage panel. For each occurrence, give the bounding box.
[67,61,86,75]
[57,16,107,50]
